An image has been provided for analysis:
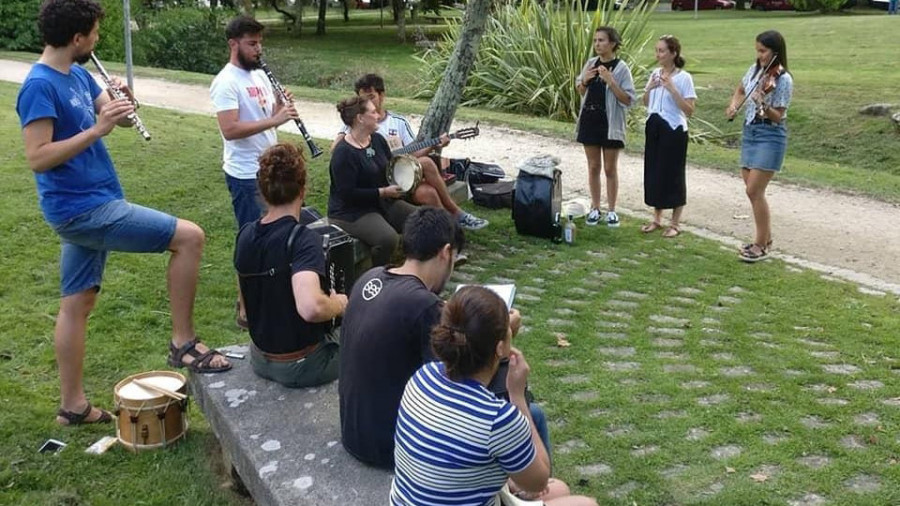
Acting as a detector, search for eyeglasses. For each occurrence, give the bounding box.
[660,34,675,40]
[365,147,375,158]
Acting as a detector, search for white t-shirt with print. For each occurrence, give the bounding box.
[210,63,278,179]
[339,110,415,151]
[645,69,697,131]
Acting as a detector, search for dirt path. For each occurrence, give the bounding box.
[4,60,898,296]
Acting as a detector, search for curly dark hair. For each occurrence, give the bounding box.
[257,143,307,207]
[39,0,105,48]
[431,286,509,382]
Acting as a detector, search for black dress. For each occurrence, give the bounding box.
[577,58,625,149]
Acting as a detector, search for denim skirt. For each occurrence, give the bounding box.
[740,122,787,172]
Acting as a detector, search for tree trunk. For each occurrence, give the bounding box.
[316,0,327,35]
[417,0,491,140]
[395,0,407,41]
[343,0,350,21]
[736,0,747,9]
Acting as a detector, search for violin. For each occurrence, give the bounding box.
[726,53,780,122]
[754,62,784,118]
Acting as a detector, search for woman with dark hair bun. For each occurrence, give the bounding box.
[234,143,348,388]
[726,30,792,263]
[390,287,597,506]
[641,34,696,239]
[328,96,417,266]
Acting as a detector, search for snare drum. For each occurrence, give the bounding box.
[114,371,188,452]
[387,154,423,195]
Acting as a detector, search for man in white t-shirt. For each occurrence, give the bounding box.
[331,74,488,231]
[210,15,299,328]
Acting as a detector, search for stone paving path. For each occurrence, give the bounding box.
[448,239,898,505]
[2,59,898,296]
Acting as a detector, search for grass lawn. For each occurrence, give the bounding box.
[2,79,900,504]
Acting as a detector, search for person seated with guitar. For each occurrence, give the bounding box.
[331,74,488,231]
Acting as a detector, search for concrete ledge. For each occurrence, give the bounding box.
[448,180,468,205]
[189,344,392,506]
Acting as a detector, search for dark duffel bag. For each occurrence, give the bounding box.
[471,180,515,209]
[512,166,562,240]
[449,158,506,184]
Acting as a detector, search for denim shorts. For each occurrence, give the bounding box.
[225,174,265,229]
[740,122,787,172]
[52,199,177,296]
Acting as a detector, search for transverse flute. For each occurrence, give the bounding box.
[89,52,151,141]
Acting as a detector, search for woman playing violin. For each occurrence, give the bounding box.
[726,30,793,263]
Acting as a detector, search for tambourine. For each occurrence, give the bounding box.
[387,154,423,195]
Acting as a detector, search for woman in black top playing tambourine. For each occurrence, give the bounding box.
[327,96,417,266]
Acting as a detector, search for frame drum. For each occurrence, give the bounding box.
[387,154,423,195]
[114,371,188,452]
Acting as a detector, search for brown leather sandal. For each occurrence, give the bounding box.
[641,221,663,233]
[57,403,113,426]
[662,225,681,238]
[168,338,232,373]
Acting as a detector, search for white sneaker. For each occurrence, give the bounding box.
[458,212,489,230]
[585,208,601,226]
[606,210,620,228]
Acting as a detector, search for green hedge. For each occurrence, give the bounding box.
[133,8,230,75]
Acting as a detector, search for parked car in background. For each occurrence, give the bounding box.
[671,0,736,9]
[750,0,794,10]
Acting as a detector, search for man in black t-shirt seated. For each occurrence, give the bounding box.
[339,207,466,469]
[234,143,348,388]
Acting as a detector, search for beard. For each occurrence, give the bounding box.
[237,51,260,70]
[74,51,91,65]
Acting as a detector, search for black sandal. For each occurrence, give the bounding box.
[741,238,773,252]
[168,338,232,373]
[739,244,769,263]
[57,403,113,426]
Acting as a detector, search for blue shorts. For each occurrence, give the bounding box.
[740,122,787,172]
[52,199,177,297]
[225,174,265,229]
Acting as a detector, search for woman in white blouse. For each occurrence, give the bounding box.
[641,35,696,238]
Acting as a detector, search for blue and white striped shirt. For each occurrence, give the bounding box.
[390,362,536,506]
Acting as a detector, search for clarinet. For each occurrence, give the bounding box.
[258,59,323,159]
[89,52,151,141]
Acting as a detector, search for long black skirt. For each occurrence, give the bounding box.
[644,113,688,209]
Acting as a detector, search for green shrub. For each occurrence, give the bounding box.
[0,0,44,52]
[133,7,230,75]
[0,0,135,58]
[789,0,850,11]
[416,0,657,124]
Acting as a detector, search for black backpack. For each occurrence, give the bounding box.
[512,166,562,240]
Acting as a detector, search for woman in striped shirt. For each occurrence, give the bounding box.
[390,287,597,506]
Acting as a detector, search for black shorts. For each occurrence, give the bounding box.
[576,107,624,148]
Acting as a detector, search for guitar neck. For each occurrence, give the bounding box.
[391,135,454,157]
